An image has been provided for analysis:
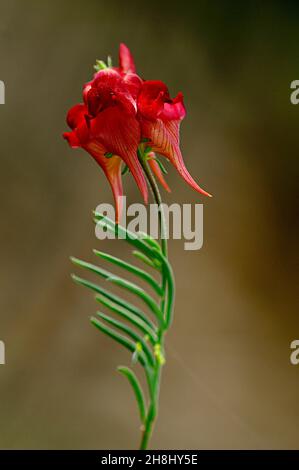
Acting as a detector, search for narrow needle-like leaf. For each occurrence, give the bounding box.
[71,257,111,280]
[93,249,163,296]
[90,316,148,367]
[71,257,164,326]
[95,295,157,344]
[105,275,164,326]
[94,214,158,262]
[97,312,155,367]
[117,366,147,423]
[137,232,162,252]
[71,274,155,329]
[132,251,158,269]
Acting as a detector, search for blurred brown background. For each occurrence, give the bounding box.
[0,0,298,449]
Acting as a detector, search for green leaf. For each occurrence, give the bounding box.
[71,274,155,329]
[92,214,175,327]
[132,251,157,269]
[95,295,157,344]
[90,316,147,367]
[93,249,162,296]
[71,257,164,326]
[137,232,162,252]
[94,214,159,263]
[161,258,175,328]
[105,275,164,326]
[96,312,155,367]
[117,366,146,423]
[71,257,110,279]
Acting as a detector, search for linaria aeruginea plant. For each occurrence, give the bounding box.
[63,43,211,449]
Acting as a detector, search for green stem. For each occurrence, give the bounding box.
[138,147,169,450]
[140,408,155,450]
[138,148,168,258]
[138,148,168,316]
[140,359,162,449]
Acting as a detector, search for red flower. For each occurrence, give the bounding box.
[137,80,211,197]
[63,43,210,221]
[63,48,147,222]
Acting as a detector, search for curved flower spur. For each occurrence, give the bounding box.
[63,43,211,449]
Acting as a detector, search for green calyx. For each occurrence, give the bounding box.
[94,56,113,72]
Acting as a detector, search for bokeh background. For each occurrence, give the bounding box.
[0,0,298,449]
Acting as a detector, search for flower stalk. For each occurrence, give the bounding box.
[138,145,169,449]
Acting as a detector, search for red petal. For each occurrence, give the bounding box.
[160,92,186,121]
[86,68,137,115]
[123,73,143,99]
[66,103,87,129]
[63,130,81,148]
[138,80,168,120]
[64,103,90,145]
[83,83,92,106]
[87,141,124,223]
[64,109,125,221]
[138,81,186,122]
[119,43,136,74]
[141,118,211,197]
[90,106,148,203]
[104,156,124,224]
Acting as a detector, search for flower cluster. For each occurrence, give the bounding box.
[63,44,210,221]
